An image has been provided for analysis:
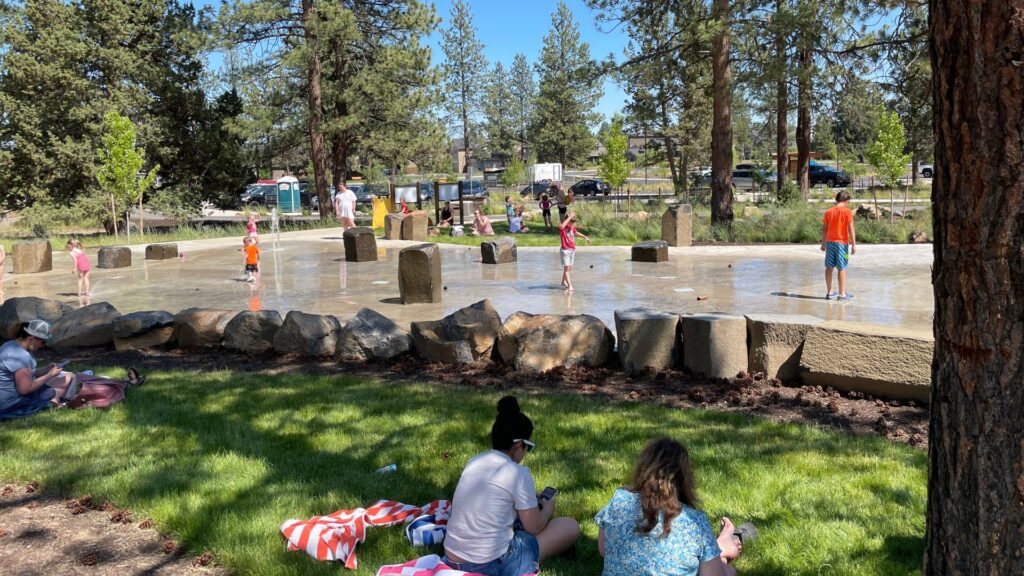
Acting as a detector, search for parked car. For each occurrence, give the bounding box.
[520,181,550,199]
[731,169,770,191]
[808,163,853,187]
[918,164,934,178]
[461,180,486,198]
[239,181,277,209]
[569,179,612,197]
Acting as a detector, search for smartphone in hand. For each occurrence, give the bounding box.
[539,486,558,501]
[56,359,71,369]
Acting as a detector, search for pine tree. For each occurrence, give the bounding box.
[531,1,602,168]
[482,61,517,162]
[509,54,536,162]
[440,0,487,172]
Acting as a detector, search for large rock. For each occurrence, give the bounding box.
[401,211,428,241]
[746,314,824,381]
[97,246,132,269]
[223,310,283,353]
[615,308,680,372]
[50,302,121,348]
[631,240,669,263]
[12,240,53,274]
[274,311,342,357]
[384,214,405,240]
[145,243,178,260]
[112,310,175,352]
[680,313,747,379]
[0,297,72,339]
[411,299,502,364]
[481,236,518,264]
[661,204,692,247]
[336,308,411,362]
[496,312,615,373]
[399,243,442,304]
[344,227,378,262]
[800,322,932,402]
[173,308,235,347]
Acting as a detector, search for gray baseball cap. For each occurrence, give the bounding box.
[25,319,52,341]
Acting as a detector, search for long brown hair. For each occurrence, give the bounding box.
[627,437,700,537]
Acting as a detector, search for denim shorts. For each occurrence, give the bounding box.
[443,530,540,576]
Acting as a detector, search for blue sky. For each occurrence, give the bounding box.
[192,0,629,122]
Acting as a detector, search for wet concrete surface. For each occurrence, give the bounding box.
[2,229,934,334]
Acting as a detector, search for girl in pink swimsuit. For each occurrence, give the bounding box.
[66,240,91,296]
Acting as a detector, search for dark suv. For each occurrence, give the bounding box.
[569,179,612,197]
[808,164,852,187]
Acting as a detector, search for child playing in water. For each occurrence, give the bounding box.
[246,213,259,239]
[558,211,589,292]
[821,190,856,301]
[539,194,553,230]
[242,236,260,282]
[66,240,91,296]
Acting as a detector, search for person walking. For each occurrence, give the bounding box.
[334,183,358,230]
[820,191,857,301]
[242,236,260,282]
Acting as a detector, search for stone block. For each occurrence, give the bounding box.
[481,236,518,264]
[384,214,405,240]
[336,308,411,362]
[615,308,680,372]
[12,240,52,274]
[661,204,692,247]
[50,302,121,348]
[680,312,747,379]
[631,240,669,263]
[224,310,283,353]
[799,322,933,402]
[401,211,428,241]
[0,297,72,339]
[496,312,615,373]
[398,243,442,304]
[343,227,378,262]
[173,308,235,347]
[273,311,342,357]
[745,314,824,381]
[97,246,132,269]
[145,243,178,260]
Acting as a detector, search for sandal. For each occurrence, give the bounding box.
[126,368,146,388]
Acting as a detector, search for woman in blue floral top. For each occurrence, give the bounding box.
[596,438,742,576]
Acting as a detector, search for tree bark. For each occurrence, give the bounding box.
[302,0,331,219]
[774,0,788,196]
[925,0,1024,573]
[796,47,811,200]
[710,0,733,226]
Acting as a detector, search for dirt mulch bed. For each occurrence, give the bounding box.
[51,347,929,449]
[0,484,227,576]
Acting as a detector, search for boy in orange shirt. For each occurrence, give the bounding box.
[242,236,260,282]
[821,191,856,301]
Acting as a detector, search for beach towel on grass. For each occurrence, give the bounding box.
[376,554,538,576]
[281,499,450,569]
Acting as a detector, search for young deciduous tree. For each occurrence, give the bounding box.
[866,108,910,188]
[597,116,630,191]
[440,0,487,172]
[96,112,159,240]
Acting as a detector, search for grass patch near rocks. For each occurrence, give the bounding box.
[0,369,926,575]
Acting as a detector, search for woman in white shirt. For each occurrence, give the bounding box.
[443,396,580,576]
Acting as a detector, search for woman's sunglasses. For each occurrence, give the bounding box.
[513,438,536,452]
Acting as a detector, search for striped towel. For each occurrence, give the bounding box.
[376,554,539,576]
[281,499,450,569]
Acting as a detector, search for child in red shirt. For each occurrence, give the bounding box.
[558,211,590,292]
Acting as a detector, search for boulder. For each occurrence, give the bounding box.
[745,314,825,381]
[496,312,615,373]
[615,308,680,372]
[481,236,518,264]
[384,214,405,240]
[111,310,175,351]
[799,322,933,402]
[173,308,235,347]
[0,297,72,339]
[336,308,411,362]
[855,204,889,220]
[401,210,428,241]
[50,302,121,348]
[145,243,179,260]
[398,243,442,304]
[273,311,342,357]
[12,240,53,274]
[680,313,747,379]
[223,310,283,353]
[908,230,929,243]
[97,246,132,269]
[343,226,378,262]
[631,240,669,263]
[411,299,502,364]
[661,204,692,247]
[741,206,763,219]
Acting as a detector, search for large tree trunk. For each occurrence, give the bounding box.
[659,98,682,196]
[774,0,788,196]
[302,0,331,219]
[924,0,1024,573]
[710,0,733,226]
[796,48,811,199]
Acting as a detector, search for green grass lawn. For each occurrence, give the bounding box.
[0,369,925,575]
